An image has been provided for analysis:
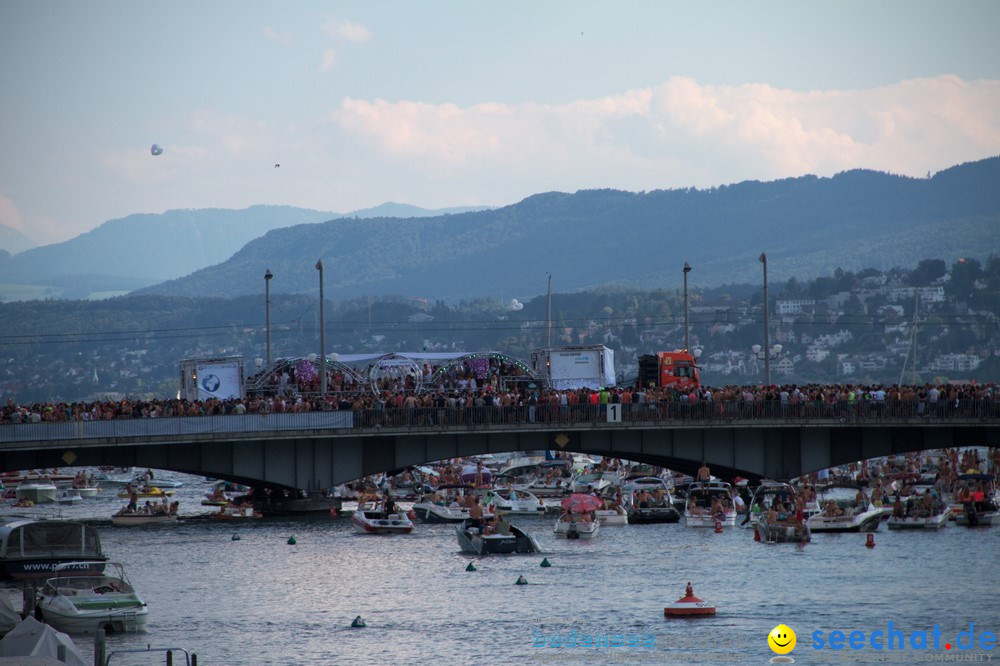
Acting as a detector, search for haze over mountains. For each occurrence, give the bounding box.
[0,202,487,300]
[1,156,998,303]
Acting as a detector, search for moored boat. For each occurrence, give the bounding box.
[15,482,58,504]
[683,481,737,527]
[456,517,541,555]
[886,490,951,529]
[212,503,262,520]
[351,503,414,534]
[37,561,148,634]
[553,513,600,539]
[111,511,178,527]
[0,519,107,580]
[625,477,681,524]
[807,483,882,533]
[485,488,547,516]
[755,511,811,543]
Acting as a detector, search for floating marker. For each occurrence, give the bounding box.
[664,581,716,617]
[714,520,723,533]
[754,527,761,542]
[232,534,241,541]
[515,575,528,585]
[866,533,875,548]
[287,536,297,545]
[540,558,551,568]
[351,615,366,628]
[466,562,476,572]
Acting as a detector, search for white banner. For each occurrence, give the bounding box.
[196,362,242,400]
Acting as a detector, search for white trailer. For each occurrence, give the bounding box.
[530,346,615,390]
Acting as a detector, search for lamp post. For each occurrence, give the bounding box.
[546,273,552,348]
[751,343,783,385]
[759,252,770,385]
[264,269,273,368]
[315,260,326,398]
[683,262,692,352]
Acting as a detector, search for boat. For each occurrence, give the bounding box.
[497,459,572,497]
[683,481,736,527]
[743,481,801,527]
[212,504,262,520]
[202,481,251,506]
[54,489,84,505]
[485,488,547,516]
[625,478,681,524]
[115,487,176,499]
[15,481,58,504]
[411,485,478,523]
[351,503,414,534]
[755,511,811,543]
[0,616,86,665]
[0,518,107,580]
[807,483,883,533]
[553,513,600,539]
[594,506,629,526]
[886,488,951,529]
[36,561,148,635]
[570,470,622,495]
[111,510,178,526]
[948,474,999,526]
[455,517,541,555]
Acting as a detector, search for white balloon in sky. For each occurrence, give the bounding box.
[150,144,163,156]
[510,298,523,311]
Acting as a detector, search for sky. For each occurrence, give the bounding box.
[1,1,999,245]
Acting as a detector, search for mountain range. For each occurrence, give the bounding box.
[2,156,998,303]
[138,156,1000,302]
[0,202,487,300]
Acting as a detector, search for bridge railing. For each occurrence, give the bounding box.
[1,400,997,444]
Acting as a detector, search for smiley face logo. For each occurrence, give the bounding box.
[768,624,796,655]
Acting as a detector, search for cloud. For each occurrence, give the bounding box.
[328,75,1000,189]
[318,17,371,72]
[263,26,292,44]
[321,18,371,44]
[0,194,26,232]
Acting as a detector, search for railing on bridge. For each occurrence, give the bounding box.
[1,400,998,445]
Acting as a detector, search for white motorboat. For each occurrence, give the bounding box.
[594,507,629,526]
[683,481,737,527]
[948,474,999,526]
[743,481,800,527]
[625,478,681,524]
[54,489,83,505]
[15,482,58,504]
[411,485,478,523]
[37,561,148,635]
[202,481,251,506]
[755,511,811,543]
[0,519,107,580]
[351,503,414,535]
[456,518,541,555]
[111,511,178,527]
[807,484,882,533]
[485,488,547,516]
[497,459,572,497]
[570,471,622,495]
[553,513,600,539]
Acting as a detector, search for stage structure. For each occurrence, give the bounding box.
[179,356,246,402]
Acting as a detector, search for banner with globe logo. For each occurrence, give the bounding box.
[196,361,242,401]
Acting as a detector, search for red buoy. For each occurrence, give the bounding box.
[714,519,723,533]
[329,508,338,518]
[664,581,716,617]
[754,526,761,541]
[866,533,875,548]
[408,509,417,520]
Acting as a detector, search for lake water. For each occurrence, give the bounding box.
[4,472,998,665]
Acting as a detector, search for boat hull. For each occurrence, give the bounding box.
[456,521,541,555]
[553,521,599,539]
[808,512,882,533]
[111,514,178,526]
[40,604,148,635]
[412,504,469,524]
[351,512,414,534]
[628,507,680,524]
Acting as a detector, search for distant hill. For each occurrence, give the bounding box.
[0,203,491,300]
[0,224,36,255]
[134,156,1000,302]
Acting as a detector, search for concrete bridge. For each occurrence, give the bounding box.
[2,404,997,490]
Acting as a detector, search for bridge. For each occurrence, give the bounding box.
[2,402,997,490]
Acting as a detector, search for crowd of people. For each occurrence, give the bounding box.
[2,380,998,427]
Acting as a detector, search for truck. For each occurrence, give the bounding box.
[530,345,616,391]
[636,350,700,390]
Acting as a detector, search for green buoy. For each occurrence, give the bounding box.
[515,575,528,585]
[232,534,241,541]
[540,558,551,567]
[466,562,476,571]
[287,536,297,545]
[351,615,366,628]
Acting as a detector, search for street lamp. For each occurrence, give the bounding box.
[683,262,692,352]
[759,252,771,385]
[546,273,553,348]
[751,343,782,384]
[264,269,273,368]
[315,260,326,398]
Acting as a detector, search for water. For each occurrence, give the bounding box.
[5,473,999,665]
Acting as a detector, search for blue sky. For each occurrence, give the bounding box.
[1,1,998,243]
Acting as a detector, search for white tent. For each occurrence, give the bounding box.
[0,595,21,637]
[0,616,85,665]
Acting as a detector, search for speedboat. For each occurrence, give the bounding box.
[111,509,178,526]
[202,481,251,506]
[116,487,176,500]
[212,504,262,520]
[351,503,414,535]
[594,506,629,526]
[683,481,737,527]
[807,484,882,533]
[0,519,107,580]
[886,485,951,529]
[755,511,811,543]
[485,488,547,516]
[743,481,799,527]
[570,471,622,495]
[456,517,541,555]
[948,474,999,526]
[54,489,84,505]
[553,513,600,539]
[15,482,58,504]
[37,561,148,634]
[411,485,478,523]
[625,478,681,524]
